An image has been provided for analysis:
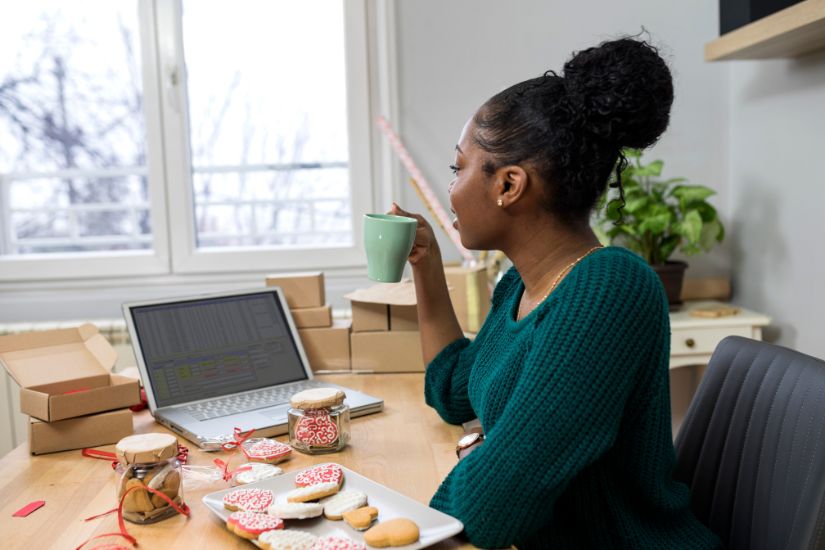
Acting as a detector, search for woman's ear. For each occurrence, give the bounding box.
[494,165,529,208]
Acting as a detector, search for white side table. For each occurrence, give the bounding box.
[668,300,771,436]
[669,300,771,369]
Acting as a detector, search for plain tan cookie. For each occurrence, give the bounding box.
[364,518,420,547]
[343,506,379,530]
[290,387,345,409]
[122,478,154,513]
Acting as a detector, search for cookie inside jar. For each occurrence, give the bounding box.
[115,433,185,524]
[288,387,350,454]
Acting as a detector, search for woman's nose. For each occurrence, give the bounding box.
[448,180,455,194]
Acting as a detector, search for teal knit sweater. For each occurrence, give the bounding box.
[426,247,721,549]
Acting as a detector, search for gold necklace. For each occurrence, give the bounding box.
[517,245,603,321]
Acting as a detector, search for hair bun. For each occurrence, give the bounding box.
[562,38,673,149]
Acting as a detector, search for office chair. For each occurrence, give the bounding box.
[674,336,825,550]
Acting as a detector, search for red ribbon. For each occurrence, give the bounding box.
[77,480,190,549]
[220,427,256,452]
[213,457,252,483]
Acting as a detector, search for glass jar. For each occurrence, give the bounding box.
[288,387,350,454]
[115,433,185,524]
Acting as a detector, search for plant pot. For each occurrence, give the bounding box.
[652,261,687,309]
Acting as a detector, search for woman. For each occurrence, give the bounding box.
[391,38,721,548]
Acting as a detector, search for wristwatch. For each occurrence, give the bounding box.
[455,431,485,459]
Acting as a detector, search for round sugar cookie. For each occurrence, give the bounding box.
[322,490,368,520]
[226,510,284,539]
[286,481,340,503]
[311,535,367,550]
[259,529,318,550]
[234,462,283,485]
[268,501,324,519]
[222,487,274,512]
[294,463,344,488]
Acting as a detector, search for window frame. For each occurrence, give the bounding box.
[0,0,376,281]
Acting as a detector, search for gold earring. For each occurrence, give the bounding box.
[497,199,503,207]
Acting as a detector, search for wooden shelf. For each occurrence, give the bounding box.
[705,0,825,61]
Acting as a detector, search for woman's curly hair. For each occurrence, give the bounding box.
[472,37,674,223]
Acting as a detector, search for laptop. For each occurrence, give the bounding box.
[122,287,383,449]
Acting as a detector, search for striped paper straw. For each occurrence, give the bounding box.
[376,116,474,263]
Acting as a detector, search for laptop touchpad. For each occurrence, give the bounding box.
[260,404,290,420]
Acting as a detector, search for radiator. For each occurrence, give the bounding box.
[0,319,135,458]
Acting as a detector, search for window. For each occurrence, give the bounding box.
[0,0,373,280]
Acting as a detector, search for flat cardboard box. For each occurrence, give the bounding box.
[351,302,389,332]
[298,320,352,372]
[265,272,325,308]
[29,408,134,455]
[290,305,333,329]
[350,331,424,373]
[0,324,141,422]
[445,265,491,333]
[389,305,418,331]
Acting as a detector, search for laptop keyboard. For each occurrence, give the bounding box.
[180,381,319,421]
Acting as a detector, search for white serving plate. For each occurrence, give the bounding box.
[202,464,463,549]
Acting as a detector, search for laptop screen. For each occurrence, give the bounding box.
[128,291,308,408]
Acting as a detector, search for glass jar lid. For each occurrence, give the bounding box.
[290,387,346,409]
[116,433,178,465]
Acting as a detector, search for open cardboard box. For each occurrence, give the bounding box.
[0,323,140,422]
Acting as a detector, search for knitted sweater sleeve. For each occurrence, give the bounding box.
[430,256,667,548]
[424,268,521,425]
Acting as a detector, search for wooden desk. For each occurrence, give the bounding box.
[0,374,472,550]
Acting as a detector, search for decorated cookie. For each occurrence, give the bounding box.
[242,438,293,464]
[268,501,324,520]
[342,506,379,531]
[311,535,367,550]
[364,518,421,547]
[286,481,340,503]
[226,510,284,539]
[234,462,284,485]
[322,490,368,520]
[222,487,274,513]
[258,529,319,550]
[294,411,339,446]
[294,463,344,488]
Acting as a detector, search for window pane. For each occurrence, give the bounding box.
[0,1,150,256]
[182,0,352,250]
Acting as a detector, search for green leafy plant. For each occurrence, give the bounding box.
[594,149,724,265]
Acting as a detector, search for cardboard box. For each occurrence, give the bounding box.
[0,324,141,422]
[350,331,424,373]
[265,272,325,308]
[445,265,491,333]
[351,302,389,332]
[29,408,134,455]
[389,305,418,331]
[290,305,333,329]
[298,320,351,372]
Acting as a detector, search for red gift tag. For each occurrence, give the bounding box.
[13,500,45,517]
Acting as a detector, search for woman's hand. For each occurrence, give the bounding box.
[390,203,440,266]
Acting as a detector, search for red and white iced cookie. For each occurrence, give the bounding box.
[226,510,284,539]
[223,487,274,512]
[295,412,339,446]
[242,438,292,464]
[234,462,283,485]
[310,535,367,550]
[294,463,344,488]
[268,501,324,519]
[286,481,340,503]
[259,530,318,550]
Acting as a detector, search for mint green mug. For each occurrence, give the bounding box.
[364,214,417,282]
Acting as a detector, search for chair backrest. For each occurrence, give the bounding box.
[674,336,825,550]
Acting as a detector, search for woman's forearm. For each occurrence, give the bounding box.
[412,246,465,364]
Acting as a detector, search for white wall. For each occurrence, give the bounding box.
[393,0,731,276]
[727,51,825,357]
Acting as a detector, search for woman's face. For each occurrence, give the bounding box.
[449,117,501,250]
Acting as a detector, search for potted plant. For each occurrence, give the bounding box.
[593,149,725,307]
